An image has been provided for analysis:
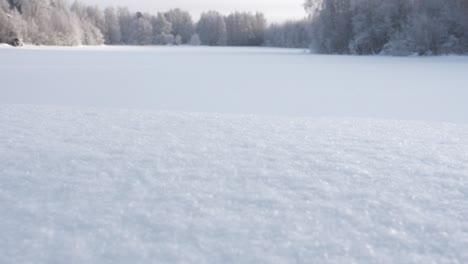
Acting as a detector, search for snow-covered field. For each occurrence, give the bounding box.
[1,46,468,263]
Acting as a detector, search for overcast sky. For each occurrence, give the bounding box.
[80,0,306,22]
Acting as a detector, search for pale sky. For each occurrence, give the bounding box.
[80,0,306,22]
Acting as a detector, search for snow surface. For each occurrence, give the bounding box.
[1,46,468,263]
[1,46,468,123]
[1,104,468,263]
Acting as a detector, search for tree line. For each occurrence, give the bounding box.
[0,0,301,47]
[306,0,468,55]
[1,0,467,55]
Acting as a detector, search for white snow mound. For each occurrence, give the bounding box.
[1,104,467,263]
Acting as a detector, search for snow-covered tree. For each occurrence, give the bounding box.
[104,7,121,44]
[70,1,104,45]
[49,0,81,46]
[3,0,466,54]
[305,0,468,55]
[85,5,104,34]
[16,0,81,45]
[196,10,227,46]
[265,19,311,48]
[305,0,353,54]
[151,12,173,45]
[19,0,51,44]
[117,7,132,44]
[129,12,153,45]
[225,12,266,46]
[0,0,24,45]
[164,8,194,44]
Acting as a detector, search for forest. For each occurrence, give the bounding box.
[1,0,467,55]
[306,0,468,55]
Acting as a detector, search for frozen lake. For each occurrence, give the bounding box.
[1,45,468,123]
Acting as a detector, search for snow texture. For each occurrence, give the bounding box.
[1,46,468,263]
[1,104,468,264]
[1,46,468,123]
